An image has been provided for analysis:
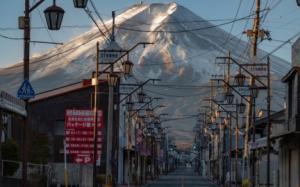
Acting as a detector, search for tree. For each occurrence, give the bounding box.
[27,132,50,187]
[28,132,50,164]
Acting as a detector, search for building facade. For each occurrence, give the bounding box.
[27,80,120,186]
[274,37,300,187]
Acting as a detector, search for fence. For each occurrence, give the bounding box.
[1,159,51,186]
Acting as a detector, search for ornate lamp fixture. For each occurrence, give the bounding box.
[126,101,134,111]
[137,90,146,103]
[146,108,154,117]
[250,85,259,98]
[210,115,216,123]
[234,72,246,86]
[237,102,246,114]
[73,0,88,8]
[122,60,134,75]
[107,73,119,87]
[215,110,221,118]
[44,0,65,30]
[226,92,234,104]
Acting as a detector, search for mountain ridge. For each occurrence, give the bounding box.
[0,3,290,148]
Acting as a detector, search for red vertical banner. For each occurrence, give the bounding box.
[65,109,104,164]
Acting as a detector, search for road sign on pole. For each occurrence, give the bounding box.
[17,79,35,100]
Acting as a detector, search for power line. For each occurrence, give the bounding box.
[0,33,23,40]
[144,88,208,98]
[84,6,110,42]
[116,14,255,34]
[260,30,300,60]
[220,0,243,53]
[0,25,92,31]
[89,0,110,35]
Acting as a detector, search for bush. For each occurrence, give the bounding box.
[2,139,20,176]
[28,132,49,164]
[242,179,250,187]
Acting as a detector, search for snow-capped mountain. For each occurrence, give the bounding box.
[0,3,290,148]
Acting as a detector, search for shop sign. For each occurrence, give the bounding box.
[65,109,104,164]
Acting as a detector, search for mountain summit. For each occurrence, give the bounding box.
[0,3,290,148]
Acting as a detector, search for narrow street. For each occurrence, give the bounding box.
[145,167,218,187]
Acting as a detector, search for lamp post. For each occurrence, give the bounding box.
[21,1,65,186]
[226,92,234,104]
[94,41,153,186]
[234,71,246,87]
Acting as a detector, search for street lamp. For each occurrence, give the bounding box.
[137,90,146,103]
[126,101,134,111]
[297,0,300,6]
[211,115,216,123]
[226,92,234,104]
[73,0,89,8]
[146,108,154,117]
[122,60,134,75]
[44,0,65,30]
[237,102,246,114]
[234,72,246,86]
[250,85,259,98]
[154,117,161,126]
[223,117,229,126]
[107,73,119,87]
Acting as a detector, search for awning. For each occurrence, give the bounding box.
[0,91,26,116]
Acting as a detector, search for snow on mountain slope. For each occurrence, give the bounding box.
[0,3,290,148]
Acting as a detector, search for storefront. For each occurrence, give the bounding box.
[27,80,120,186]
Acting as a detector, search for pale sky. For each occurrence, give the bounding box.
[0,0,299,68]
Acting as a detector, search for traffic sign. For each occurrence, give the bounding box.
[17,79,35,100]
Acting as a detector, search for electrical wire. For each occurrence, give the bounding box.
[89,0,110,35]
[84,6,110,42]
[220,0,243,52]
[144,89,207,98]
[260,31,300,60]
[116,14,255,34]
[0,25,92,31]
[0,33,23,40]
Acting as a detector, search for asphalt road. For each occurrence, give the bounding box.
[145,167,219,187]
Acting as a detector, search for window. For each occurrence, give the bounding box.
[1,112,12,142]
[288,79,293,120]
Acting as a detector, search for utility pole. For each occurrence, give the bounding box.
[229,114,232,187]
[235,103,239,187]
[243,1,261,185]
[0,109,3,181]
[22,1,30,186]
[106,11,116,186]
[266,57,271,187]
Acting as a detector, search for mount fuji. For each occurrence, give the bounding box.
[0,3,290,148]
